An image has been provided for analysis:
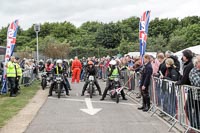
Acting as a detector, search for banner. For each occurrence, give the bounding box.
[1,20,19,94]
[139,11,150,63]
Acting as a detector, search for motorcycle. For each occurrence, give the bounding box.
[53,74,64,98]
[109,76,123,103]
[87,75,96,98]
[41,72,47,90]
[46,72,53,83]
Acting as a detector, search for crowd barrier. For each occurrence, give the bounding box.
[122,70,200,133]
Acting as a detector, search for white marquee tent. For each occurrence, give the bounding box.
[174,45,200,58]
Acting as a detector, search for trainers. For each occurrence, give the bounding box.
[81,94,84,96]
[137,106,144,110]
[48,94,52,97]
[100,98,104,101]
[122,98,127,100]
[143,106,150,112]
[10,94,16,97]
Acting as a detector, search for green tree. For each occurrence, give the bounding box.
[95,23,122,48]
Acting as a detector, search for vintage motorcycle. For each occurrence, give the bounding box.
[87,75,96,98]
[53,74,64,98]
[109,76,123,103]
[41,72,47,90]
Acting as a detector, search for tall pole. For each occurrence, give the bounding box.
[36,31,39,63]
[34,24,40,63]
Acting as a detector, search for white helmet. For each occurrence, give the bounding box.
[56,59,62,64]
[109,60,117,65]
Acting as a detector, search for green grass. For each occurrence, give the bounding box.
[0,81,40,128]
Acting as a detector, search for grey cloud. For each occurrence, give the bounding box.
[0,0,199,29]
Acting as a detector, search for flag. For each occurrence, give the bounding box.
[139,11,151,63]
[1,20,19,94]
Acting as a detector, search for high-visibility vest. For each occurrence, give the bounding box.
[56,66,63,74]
[109,67,119,80]
[16,63,22,77]
[7,61,16,77]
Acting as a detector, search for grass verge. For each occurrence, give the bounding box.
[0,81,40,128]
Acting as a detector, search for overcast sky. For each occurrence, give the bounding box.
[0,0,199,29]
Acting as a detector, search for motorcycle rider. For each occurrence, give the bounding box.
[81,61,102,96]
[100,60,127,101]
[38,59,45,72]
[62,59,71,90]
[45,59,54,73]
[48,59,69,96]
[80,57,87,81]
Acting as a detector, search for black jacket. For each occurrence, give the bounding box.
[86,65,97,77]
[158,61,167,76]
[176,59,194,85]
[169,55,180,71]
[140,62,153,88]
[164,67,180,81]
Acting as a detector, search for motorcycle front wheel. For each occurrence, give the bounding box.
[41,79,46,90]
[57,83,61,98]
[116,92,119,103]
[89,85,93,98]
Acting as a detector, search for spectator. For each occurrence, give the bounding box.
[176,49,194,130]
[150,55,160,74]
[189,55,200,129]
[23,60,32,86]
[176,49,194,85]
[126,55,134,71]
[189,55,200,87]
[165,50,173,58]
[156,53,166,76]
[137,54,153,112]
[160,58,180,81]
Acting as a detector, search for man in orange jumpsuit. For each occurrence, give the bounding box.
[71,56,82,83]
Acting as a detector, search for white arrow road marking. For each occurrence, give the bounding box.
[80,98,102,115]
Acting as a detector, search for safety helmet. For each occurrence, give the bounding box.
[88,61,94,65]
[109,60,117,65]
[39,59,44,63]
[46,59,51,63]
[56,59,62,64]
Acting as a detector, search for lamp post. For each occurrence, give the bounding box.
[34,24,40,63]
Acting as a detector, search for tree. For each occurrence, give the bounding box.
[95,23,122,48]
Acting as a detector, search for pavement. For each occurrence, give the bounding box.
[24,78,176,133]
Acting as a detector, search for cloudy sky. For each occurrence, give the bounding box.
[0,0,199,29]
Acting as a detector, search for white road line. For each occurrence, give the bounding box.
[48,97,138,106]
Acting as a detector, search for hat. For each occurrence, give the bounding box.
[182,49,193,60]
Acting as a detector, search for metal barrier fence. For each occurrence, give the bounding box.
[21,69,37,86]
[150,77,200,132]
[122,70,200,133]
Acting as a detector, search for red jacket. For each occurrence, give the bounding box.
[45,63,54,72]
[72,59,82,70]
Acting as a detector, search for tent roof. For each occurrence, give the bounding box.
[174,45,200,57]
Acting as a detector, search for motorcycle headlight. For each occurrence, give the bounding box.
[89,76,94,81]
[114,78,119,82]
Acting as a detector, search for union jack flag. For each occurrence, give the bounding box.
[139,11,150,62]
[1,20,19,94]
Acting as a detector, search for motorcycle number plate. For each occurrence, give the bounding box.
[56,77,62,80]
